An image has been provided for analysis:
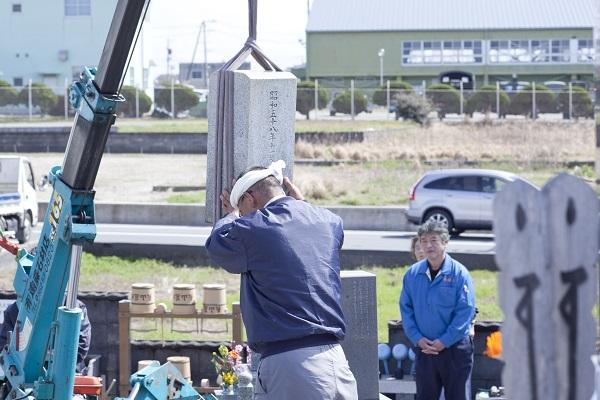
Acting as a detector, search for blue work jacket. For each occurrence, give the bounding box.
[205,197,346,351]
[400,255,475,348]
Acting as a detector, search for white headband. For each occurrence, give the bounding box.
[230,160,286,210]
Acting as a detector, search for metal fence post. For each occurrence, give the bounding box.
[532,82,536,119]
[28,79,32,120]
[386,80,391,120]
[568,82,573,120]
[422,80,427,99]
[314,79,319,120]
[350,79,355,120]
[170,78,175,119]
[496,81,501,119]
[64,77,69,120]
[459,81,464,116]
[135,87,140,118]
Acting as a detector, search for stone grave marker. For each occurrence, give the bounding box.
[494,173,598,400]
[340,270,379,400]
[206,70,297,222]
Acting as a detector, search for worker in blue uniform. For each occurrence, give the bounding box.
[400,221,476,400]
[0,299,91,373]
[205,160,358,400]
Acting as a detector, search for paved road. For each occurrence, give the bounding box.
[26,224,495,254]
[0,224,496,271]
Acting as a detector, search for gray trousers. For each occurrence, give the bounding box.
[254,343,358,400]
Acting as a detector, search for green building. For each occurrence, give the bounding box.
[306,0,595,89]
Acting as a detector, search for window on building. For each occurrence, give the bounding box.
[461,41,483,63]
[531,40,550,62]
[65,0,90,16]
[442,41,460,63]
[13,77,23,87]
[490,39,570,63]
[403,40,482,64]
[423,41,442,63]
[402,41,423,64]
[577,39,595,63]
[551,40,570,62]
[489,40,516,63]
[191,71,203,79]
[12,3,22,12]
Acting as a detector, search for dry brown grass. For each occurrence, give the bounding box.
[295,120,594,164]
[291,121,596,205]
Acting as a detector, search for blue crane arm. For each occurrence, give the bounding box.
[0,1,154,399]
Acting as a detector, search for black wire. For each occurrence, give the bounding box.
[118,0,152,94]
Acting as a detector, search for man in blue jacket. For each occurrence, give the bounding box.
[400,221,476,400]
[205,160,357,400]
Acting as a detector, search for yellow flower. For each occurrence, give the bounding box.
[222,371,238,386]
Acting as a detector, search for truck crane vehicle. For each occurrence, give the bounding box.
[0,1,217,399]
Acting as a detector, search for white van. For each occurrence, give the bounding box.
[0,156,39,243]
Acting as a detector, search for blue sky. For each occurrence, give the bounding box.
[128,0,312,86]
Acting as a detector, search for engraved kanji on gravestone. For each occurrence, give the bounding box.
[494,174,598,400]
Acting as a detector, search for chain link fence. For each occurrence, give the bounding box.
[0,80,594,122]
[297,80,595,122]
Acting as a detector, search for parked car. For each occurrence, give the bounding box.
[406,169,532,235]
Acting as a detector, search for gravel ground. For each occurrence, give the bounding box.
[4,153,207,203]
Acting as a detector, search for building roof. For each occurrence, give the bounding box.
[306,0,596,32]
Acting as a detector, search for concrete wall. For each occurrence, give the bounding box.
[39,202,417,231]
[0,129,208,154]
[0,129,364,154]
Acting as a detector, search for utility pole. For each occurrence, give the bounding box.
[203,21,208,88]
[140,30,145,90]
[188,21,212,88]
[166,38,172,78]
[378,48,385,86]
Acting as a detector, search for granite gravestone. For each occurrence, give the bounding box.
[340,270,379,400]
[494,174,598,400]
[206,70,297,222]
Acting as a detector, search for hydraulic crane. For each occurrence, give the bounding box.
[0,1,216,399]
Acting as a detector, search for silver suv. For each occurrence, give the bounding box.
[406,169,528,234]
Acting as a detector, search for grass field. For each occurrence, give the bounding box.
[73,254,502,343]
[160,162,594,207]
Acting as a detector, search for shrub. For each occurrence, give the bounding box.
[119,85,152,117]
[154,83,199,116]
[18,82,57,115]
[372,80,413,106]
[331,90,368,115]
[48,95,74,117]
[393,93,433,125]
[426,84,460,119]
[296,80,328,120]
[509,84,556,118]
[558,86,593,119]
[0,80,18,106]
[465,85,510,117]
